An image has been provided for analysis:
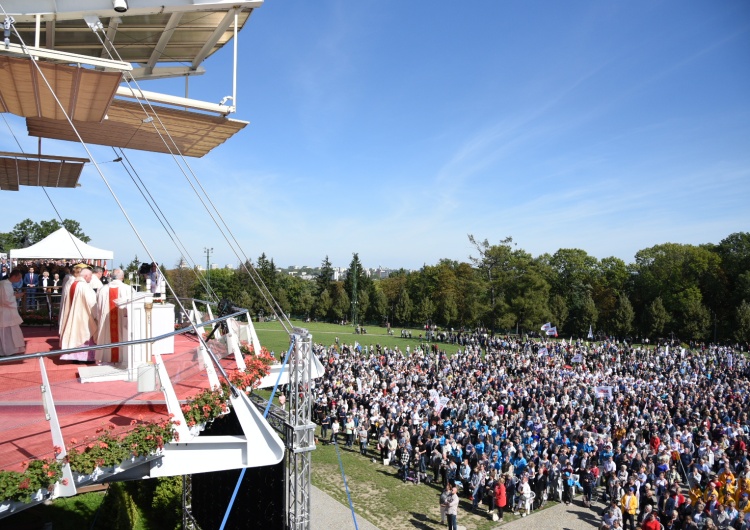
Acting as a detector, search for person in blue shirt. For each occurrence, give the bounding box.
[511,453,528,476]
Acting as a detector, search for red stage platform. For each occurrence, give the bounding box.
[0,326,226,472]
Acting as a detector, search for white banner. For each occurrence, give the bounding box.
[594,386,613,400]
[571,353,583,363]
[436,396,450,414]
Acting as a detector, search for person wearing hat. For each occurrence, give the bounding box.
[58,264,84,334]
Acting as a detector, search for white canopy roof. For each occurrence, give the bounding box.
[9,227,113,260]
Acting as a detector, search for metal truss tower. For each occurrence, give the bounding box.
[286,328,316,530]
[182,328,316,530]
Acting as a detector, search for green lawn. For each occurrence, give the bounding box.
[253,319,463,357]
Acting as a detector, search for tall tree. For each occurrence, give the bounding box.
[548,294,568,331]
[256,253,277,295]
[468,234,514,309]
[734,300,750,344]
[314,289,332,320]
[394,287,413,326]
[612,294,635,338]
[367,283,388,324]
[316,255,334,296]
[679,289,710,341]
[644,297,670,339]
[344,253,371,323]
[328,282,350,322]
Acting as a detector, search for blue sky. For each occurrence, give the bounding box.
[1,0,749,271]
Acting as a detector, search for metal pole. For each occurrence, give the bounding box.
[204,247,213,296]
[233,11,238,111]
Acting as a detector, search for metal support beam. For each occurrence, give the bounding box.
[145,12,183,74]
[128,65,205,81]
[38,358,77,498]
[0,42,132,70]
[115,85,234,115]
[101,15,121,60]
[191,7,239,70]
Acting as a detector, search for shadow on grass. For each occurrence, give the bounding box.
[409,510,441,529]
[7,494,103,530]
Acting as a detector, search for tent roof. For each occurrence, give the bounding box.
[9,227,113,260]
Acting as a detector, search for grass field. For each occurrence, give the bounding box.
[254,320,542,529]
[253,319,464,357]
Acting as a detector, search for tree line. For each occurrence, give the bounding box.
[162,232,750,344]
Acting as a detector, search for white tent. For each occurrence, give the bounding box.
[9,227,113,260]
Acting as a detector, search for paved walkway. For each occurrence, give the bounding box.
[311,484,381,530]
[499,499,605,530]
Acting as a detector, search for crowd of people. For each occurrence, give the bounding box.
[311,334,750,529]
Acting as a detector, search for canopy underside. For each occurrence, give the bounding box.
[27,99,248,158]
[0,152,88,190]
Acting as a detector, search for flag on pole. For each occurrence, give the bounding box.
[538,346,548,357]
[546,326,558,337]
[587,325,593,339]
[541,322,552,331]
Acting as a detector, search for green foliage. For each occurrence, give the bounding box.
[612,294,635,338]
[151,477,183,530]
[735,300,750,343]
[394,286,413,325]
[6,218,91,248]
[644,297,670,339]
[316,255,334,296]
[328,282,350,322]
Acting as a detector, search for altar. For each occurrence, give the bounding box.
[78,292,175,384]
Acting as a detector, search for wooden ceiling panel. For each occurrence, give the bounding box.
[27,99,248,158]
[0,153,88,191]
[0,56,121,121]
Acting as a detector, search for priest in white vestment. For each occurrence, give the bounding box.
[0,270,25,357]
[58,265,82,335]
[59,268,98,362]
[94,269,133,363]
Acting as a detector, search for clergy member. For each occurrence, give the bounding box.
[0,269,25,357]
[59,267,98,362]
[94,269,133,364]
[90,266,104,293]
[58,265,81,335]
